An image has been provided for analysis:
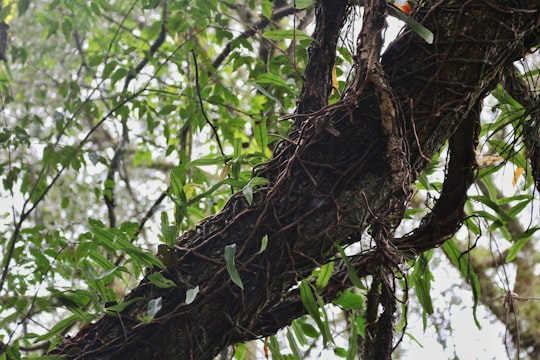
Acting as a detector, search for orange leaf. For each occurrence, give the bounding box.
[512,167,524,186]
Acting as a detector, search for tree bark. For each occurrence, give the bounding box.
[51,1,540,359]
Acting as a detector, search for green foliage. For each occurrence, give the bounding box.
[0,0,303,355]
[410,251,434,330]
[224,244,244,289]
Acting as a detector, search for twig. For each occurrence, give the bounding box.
[191,50,225,157]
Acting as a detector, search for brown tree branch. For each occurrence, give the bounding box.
[49,1,540,359]
[211,5,296,70]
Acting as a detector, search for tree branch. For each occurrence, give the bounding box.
[49,1,540,359]
[211,5,296,70]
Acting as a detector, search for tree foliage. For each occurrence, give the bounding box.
[0,0,539,359]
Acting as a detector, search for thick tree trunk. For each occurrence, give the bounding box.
[52,1,539,359]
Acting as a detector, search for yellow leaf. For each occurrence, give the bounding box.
[330,65,338,96]
[512,167,524,186]
[220,162,231,180]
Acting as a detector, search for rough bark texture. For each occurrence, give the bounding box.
[51,1,540,359]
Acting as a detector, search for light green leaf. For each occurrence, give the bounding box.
[294,0,314,10]
[91,226,116,250]
[35,314,81,341]
[253,119,268,152]
[147,272,177,288]
[256,234,268,254]
[506,237,528,263]
[316,261,334,290]
[242,184,253,205]
[286,329,303,359]
[170,168,187,203]
[186,286,199,305]
[264,335,285,360]
[160,211,178,247]
[299,280,332,345]
[147,297,162,320]
[105,297,144,313]
[333,289,363,309]
[88,250,116,271]
[261,0,273,19]
[291,319,309,346]
[334,347,347,358]
[255,73,292,91]
[188,155,230,167]
[262,29,312,42]
[336,245,365,289]
[224,244,244,289]
[346,314,358,360]
[442,239,482,328]
[111,67,128,85]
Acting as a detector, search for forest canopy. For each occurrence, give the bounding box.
[0,0,540,359]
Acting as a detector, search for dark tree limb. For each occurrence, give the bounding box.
[394,97,481,254]
[49,1,540,359]
[296,0,350,119]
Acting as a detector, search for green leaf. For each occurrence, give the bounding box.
[102,60,117,78]
[256,234,268,254]
[160,211,178,247]
[442,239,482,328]
[346,314,359,360]
[124,247,165,269]
[224,244,244,289]
[291,319,309,346]
[333,289,363,309]
[294,0,315,10]
[286,329,303,359]
[188,155,230,167]
[253,119,268,152]
[146,296,162,321]
[170,168,187,203]
[264,335,285,360]
[334,347,347,358]
[159,104,177,115]
[506,228,539,263]
[262,29,312,42]
[147,272,177,288]
[261,0,273,19]
[388,6,434,44]
[316,261,334,290]
[35,314,81,341]
[91,226,116,250]
[300,321,318,338]
[61,18,73,40]
[254,73,293,92]
[336,245,365,289]
[242,184,253,205]
[18,0,31,16]
[506,237,529,263]
[105,297,144,313]
[88,250,116,271]
[111,67,128,85]
[412,252,434,321]
[299,280,332,345]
